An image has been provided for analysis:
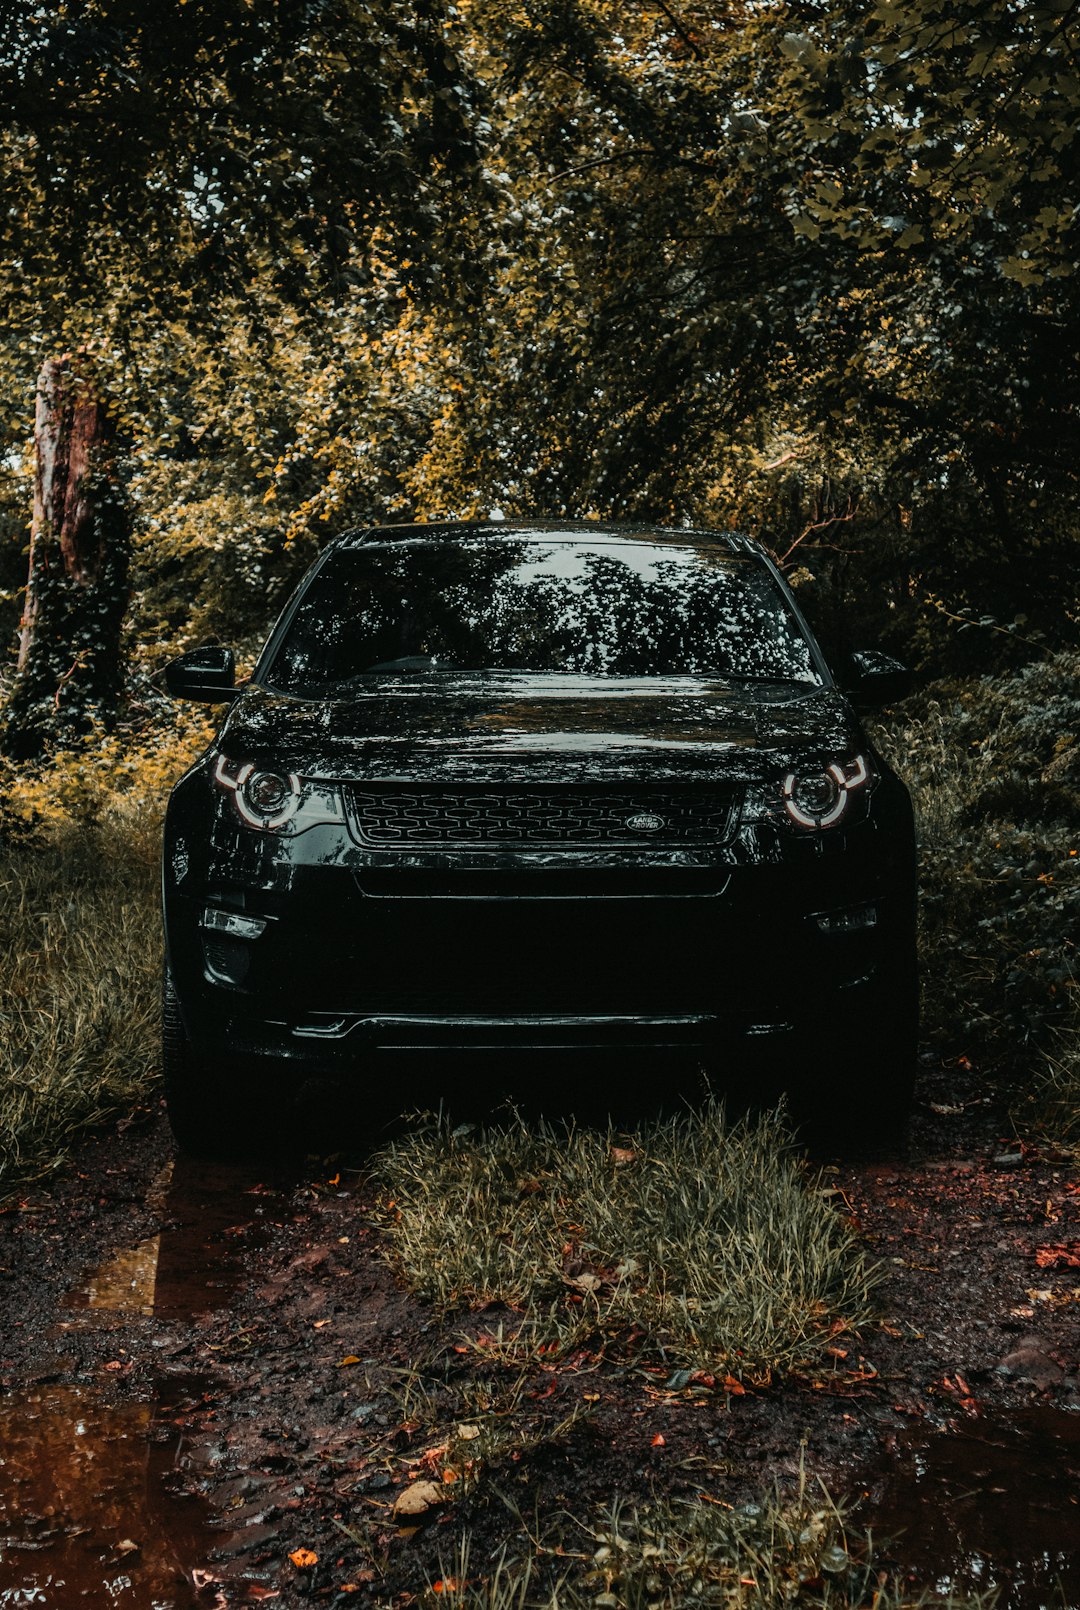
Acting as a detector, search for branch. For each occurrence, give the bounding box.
[777,504,860,566]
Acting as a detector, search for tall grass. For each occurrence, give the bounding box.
[0,818,161,1193]
[375,1104,880,1381]
[0,708,212,1195]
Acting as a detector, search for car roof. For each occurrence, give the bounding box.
[337,519,764,559]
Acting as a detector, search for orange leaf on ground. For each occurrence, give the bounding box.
[1035,1244,1080,1268]
[290,1549,318,1568]
[651,1433,665,1447]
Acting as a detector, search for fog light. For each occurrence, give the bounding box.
[201,907,268,939]
[815,903,877,934]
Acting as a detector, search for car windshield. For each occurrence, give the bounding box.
[264,536,822,693]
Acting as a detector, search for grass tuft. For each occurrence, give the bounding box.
[426,1484,989,1609]
[375,1103,880,1381]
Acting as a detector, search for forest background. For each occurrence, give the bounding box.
[0,0,1078,1186]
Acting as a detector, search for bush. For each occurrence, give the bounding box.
[875,651,1080,1067]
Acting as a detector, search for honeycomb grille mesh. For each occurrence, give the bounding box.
[346,789,738,846]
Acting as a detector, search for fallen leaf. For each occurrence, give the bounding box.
[1035,1244,1080,1269]
[290,1548,318,1568]
[722,1375,747,1396]
[610,1146,637,1166]
[651,1433,665,1447]
[313,1319,331,1329]
[392,1480,443,1518]
[191,1569,220,1589]
[456,1423,480,1440]
[567,1272,601,1293]
[115,1539,139,1555]
[433,1579,460,1593]
[338,1355,361,1367]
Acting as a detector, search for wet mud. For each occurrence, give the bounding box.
[1,1148,296,1606]
[0,1061,1078,1606]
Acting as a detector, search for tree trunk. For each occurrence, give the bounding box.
[3,353,131,757]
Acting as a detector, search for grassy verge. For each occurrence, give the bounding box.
[375,1104,879,1382]
[0,709,212,1197]
[0,818,160,1194]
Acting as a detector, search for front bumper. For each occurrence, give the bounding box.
[166,864,907,1069]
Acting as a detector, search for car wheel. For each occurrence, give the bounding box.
[161,968,248,1157]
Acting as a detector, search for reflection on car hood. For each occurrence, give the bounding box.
[218,673,861,783]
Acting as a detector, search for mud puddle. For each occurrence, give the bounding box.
[0,1156,299,1605]
[861,1405,1080,1608]
[0,1375,213,1608]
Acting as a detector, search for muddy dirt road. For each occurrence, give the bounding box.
[1,1060,1079,1608]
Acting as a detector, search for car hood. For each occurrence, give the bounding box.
[217,673,862,784]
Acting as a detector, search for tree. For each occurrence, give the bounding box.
[0,0,488,721]
[2,353,131,756]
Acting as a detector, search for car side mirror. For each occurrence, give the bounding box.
[844,649,911,708]
[164,645,238,703]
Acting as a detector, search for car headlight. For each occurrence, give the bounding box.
[212,755,345,834]
[782,754,872,830]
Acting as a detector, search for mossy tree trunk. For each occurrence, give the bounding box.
[3,353,131,757]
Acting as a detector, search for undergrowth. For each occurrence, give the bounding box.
[374,1103,879,1382]
[0,707,212,1195]
[874,648,1080,1129]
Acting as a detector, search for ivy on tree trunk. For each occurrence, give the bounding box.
[2,353,131,758]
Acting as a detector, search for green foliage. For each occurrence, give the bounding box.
[375,1103,880,1382]
[876,652,1080,1065]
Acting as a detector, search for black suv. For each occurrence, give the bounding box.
[161,521,916,1147]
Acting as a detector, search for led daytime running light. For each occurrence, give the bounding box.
[213,754,302,828]
[782,754,872,830]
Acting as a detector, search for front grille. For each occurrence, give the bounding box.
[345,788,739,847]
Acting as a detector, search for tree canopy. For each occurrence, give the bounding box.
[1,0,1077,725]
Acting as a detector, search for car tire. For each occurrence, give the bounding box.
[162,968,248,1157]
